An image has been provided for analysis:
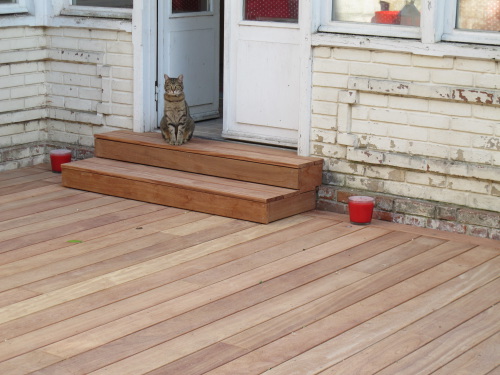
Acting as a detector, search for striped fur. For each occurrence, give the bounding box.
[160,74,195,145]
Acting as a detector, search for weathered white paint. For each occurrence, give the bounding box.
[158,0,220,122]
[223,0,306,147]
[297,0,321,156]
[132,0,157,132]
[420,0,444,43]
[312,33,500,60]
[60,6,132,19]
[0,0,28,15]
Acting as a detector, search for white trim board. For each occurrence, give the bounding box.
[312,33,500,60]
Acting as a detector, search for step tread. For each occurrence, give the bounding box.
[96,131,322,169]
[63,158,300,203]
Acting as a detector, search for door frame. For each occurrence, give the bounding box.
[133,0,318,156]
[157,0,221,122]
[132,1,158,133]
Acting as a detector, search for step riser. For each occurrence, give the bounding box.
[94,132,323,191]
[96,139,302,189]
[62,167,317,224]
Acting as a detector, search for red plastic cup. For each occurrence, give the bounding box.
[50,149,72,173]
[348,196,375,225]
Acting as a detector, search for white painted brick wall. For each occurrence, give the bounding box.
[45,26,134,141]
[0,26,48,170]
[0,24,133,170]
[312,46,500,213]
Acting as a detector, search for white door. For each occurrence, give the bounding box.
[223,0,302,147]
[158,0,220,122]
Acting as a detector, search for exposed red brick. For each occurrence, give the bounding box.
[395,199,436,217]
[336,190,354,203]
[317,185,336,200]
[457,208,500,228]
[437,206,458,221]
[490,229,500,241]
[317,200,348,214]
[316,185,497,240]
[375,196,394,211]
[373,210,395,222]
[427,219,467,234]
[466,225,489,238]
[404,215,428,228]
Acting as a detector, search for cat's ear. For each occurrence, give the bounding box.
[178,74,184,83]
[164,74,169,80]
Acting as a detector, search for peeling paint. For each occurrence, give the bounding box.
[455,149,465,161]
[313,144,324,155]
[486,138,500,150]
[452,89,495,105]
[492,185,500,196]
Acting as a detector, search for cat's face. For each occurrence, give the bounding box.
[164,74,184,95]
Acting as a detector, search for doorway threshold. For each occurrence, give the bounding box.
[193,117,297,151]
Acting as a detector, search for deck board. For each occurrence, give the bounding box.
[0,165,498,375]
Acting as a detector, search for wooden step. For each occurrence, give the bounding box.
[94,131,323,191]
[62,158,317,224]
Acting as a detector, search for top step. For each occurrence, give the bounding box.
[95,131,323,191]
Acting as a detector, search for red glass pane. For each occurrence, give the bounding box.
[72,0,133,7]
[172,0,209,13]
[245,0,298,22]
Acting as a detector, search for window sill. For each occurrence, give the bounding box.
[0,13,35,28]
[319,23,420,39]
[312,33,500,60]
[60,6,132,20]
[0,5,28,15]
[51,14,132,32]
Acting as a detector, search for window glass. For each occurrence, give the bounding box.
[0,0,16,3]
[456,0,500,32]
[244,0,299,23]
[332,0,421,26]
[172,0,209,13]
[72,0,133,8]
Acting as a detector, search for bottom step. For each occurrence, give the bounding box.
[62,158,317,224]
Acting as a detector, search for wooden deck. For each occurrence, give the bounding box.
[0,164,499,375]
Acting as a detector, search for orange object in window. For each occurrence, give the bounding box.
[374,11,400,24]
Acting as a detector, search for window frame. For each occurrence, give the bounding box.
[442,0,500,45]
[60,1,132,19]
[0,0,28,15]
[320,0,500,46]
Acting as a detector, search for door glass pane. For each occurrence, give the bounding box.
[244,0,299,23]
[332,0,421,26]
[72,0,133,8]
[172,0,210,13]
[456,0,500,32]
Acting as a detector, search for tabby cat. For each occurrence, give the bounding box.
[160,74,195,145]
